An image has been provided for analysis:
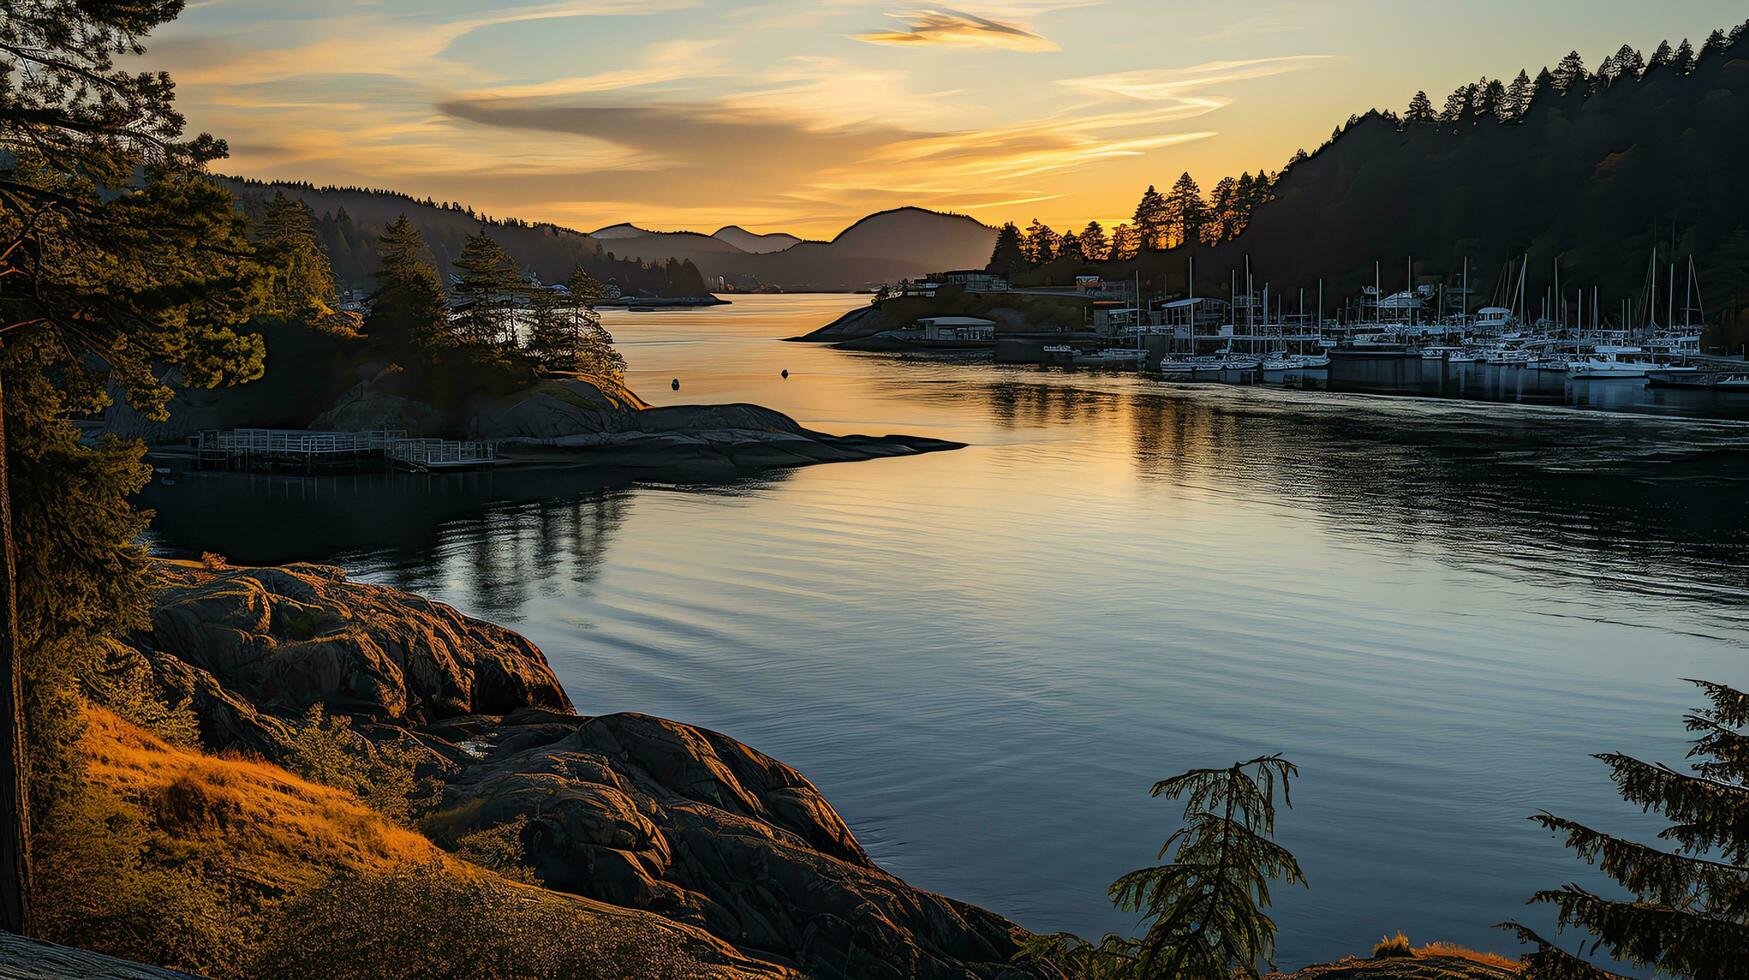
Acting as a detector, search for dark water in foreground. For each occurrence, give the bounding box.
[144,295,1749,972]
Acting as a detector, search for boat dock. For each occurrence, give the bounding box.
[194,428,497,473]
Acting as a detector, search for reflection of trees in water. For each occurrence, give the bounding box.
[429,493,631,621]
[856,364,1749,612]
[144,465,794,623]
[1120,387,1749,612]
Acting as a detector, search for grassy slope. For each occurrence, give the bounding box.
[44,708,783,979]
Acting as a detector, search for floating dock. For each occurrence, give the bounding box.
[194,428,496,473]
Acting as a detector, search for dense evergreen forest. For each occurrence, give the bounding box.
[1018,20,1749,345]
[221,179,709,299]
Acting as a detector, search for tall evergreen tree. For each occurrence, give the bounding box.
[986,222,1026,276]
[1703,29,1730,56]
[1673,39,1697,74]
[366,216,449,350]
[451,230,527,347]
[1164,172,1208,250]
[1503,71,1534,119]
[1132,185,1170,252]
[1023,219,1060,266]
[1078,221,1110,262]
[256,190,335,319]
[1504,680,1749,978]
[0,0,267,933]
[1405,91,1437,124]
[1648,40,1674,70]
[562,267,624,381]
[1611,45,1646,81]
[1553,51,1592,94]
[1108,223,1142,261]
[1207,177,1242,244]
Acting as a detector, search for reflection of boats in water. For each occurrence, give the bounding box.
[1077,348,1148,367]
[1480,347,1533,367]
[1647,370,1749,391]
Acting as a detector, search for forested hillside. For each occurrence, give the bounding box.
[220,179,710,299]
[1024,21,1749,343]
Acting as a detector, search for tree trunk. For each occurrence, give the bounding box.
[0,377,29,934]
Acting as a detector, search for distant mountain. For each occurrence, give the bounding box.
[221,178,996,295]
[712,226,803,254]
[220,179,710,299]
[596,208,997,290]
[1074,29,1749,343]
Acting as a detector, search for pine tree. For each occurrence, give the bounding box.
[1503,71,1534,120]
[451,230,527,347]
[1553,51,1592,94]
[562,267,624,381]
[1611,45,1646,81]
[1648,41,1674,70]
[1502,680,1749,978]
[1023,755,1305,978]
[1207,177,1241,244]
[1108,223,1142,261]
[1078,221,1110,262]
[1440,85,1474,125]
[366,216,449,350]
[1164,172,1208,250]
[1703,29,1730,56]
[987,222,1026,276]
[0,0,268,932]
[1405,91,1437,124]
[1057,230,1085,263]
[1474,78,1507,120]
[256,190,335,319]
[1670,39,1697,74]
[1023,219,1059,266]
[1132,185,1170,252]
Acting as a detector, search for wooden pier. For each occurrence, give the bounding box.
[194,428,496,473]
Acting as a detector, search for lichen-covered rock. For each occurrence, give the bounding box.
[143,562,571,742]
[421,710,1049,980]
[0,933,197,979]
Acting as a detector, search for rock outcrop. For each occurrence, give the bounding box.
[470,379,963,477]
[419,709,1043,980]
[785,303,892,343]
[143,562,571,752]
[1267,955,1521,979]
[134,561,1053,979]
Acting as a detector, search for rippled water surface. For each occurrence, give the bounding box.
[145,295,1749,970]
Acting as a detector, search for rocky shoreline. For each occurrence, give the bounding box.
[134,561,1050,979]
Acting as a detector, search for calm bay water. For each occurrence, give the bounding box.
[143,295,1749,970]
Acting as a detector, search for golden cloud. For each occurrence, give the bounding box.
[856,9,1058,52]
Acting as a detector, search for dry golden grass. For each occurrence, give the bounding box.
[1373,932,1415,959]
[81,706,437,892]
[45,707,778,979]
[1414,942,1523,972]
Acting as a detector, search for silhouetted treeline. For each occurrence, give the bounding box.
[1024,18,1749,345]
[222,179,708,298]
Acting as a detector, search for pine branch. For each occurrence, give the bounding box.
[1495,922,1626,980]
[1529,884,1749,977]
[1531,813,1749,915]
[1594,753,1749,861]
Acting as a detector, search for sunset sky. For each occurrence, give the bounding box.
[155,1,1745,238]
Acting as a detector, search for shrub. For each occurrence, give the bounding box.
[450,817,537,883]
[283,705,439,823]
[85,641,200,747]
[1373,932,1415,959]
[200,551,228,569]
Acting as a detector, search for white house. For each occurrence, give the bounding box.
[918,316,997,341]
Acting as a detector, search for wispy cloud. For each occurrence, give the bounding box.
[856,9,1058,52]
[1061,56,1334,103]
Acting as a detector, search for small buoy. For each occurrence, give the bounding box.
[781,369,789,379]
[671,378,680,391]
